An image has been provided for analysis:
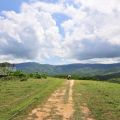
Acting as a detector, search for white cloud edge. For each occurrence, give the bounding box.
[0,0,120,64]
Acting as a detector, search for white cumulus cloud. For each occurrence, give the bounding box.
[0,2,62,63]
[0,0,120,64]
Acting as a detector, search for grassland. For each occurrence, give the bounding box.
[0,77,64,120]
[73,80,120,120]
[1,77,120,120]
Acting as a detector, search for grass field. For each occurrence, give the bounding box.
[1,78,120,120]
[73,80,120,120]
[0,77,64,120]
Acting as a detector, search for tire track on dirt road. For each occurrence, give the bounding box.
[27,80,74,120]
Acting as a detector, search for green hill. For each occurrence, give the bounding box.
[15,62,120,76]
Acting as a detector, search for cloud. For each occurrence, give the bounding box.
[61,0,120,62]
[74,0,120,13]
[0,0,120,64]
[0,2,62,63]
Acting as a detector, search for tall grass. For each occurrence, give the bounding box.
[0,77,64,120]
[73,80,120,120]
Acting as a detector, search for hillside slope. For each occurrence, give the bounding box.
[15,62,120,76]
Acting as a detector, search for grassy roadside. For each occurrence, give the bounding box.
[0,77,64,120]
[73,80,120,120]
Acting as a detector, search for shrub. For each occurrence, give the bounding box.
[41,74,47,79]
[29,72,47,79]
[20,76,28,81]
[33,72,42,79]
[11,71,28,81]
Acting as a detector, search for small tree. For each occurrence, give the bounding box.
[12,71,28,81]
[34,72,41,79]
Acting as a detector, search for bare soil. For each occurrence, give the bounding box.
[81,104,95,120]
[27,80,74,120]
[27,80,95,120]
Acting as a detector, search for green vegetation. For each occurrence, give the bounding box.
[0,77,64,120]
[0,70,48,81]
[73,80,120,120]
[29,72,47,79]
[54,74,120,84]
[0,62,120,120]
[15,62,120,76]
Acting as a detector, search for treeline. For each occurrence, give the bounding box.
[94,72,120,83]
[53,74,120,84]
[53,74,96,80]
[0,70,47,81]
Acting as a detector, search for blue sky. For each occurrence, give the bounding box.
[0,0,68,37]
[0,0,67,36]
[52,13,70,37]
[0,0,30,12]
[0,0,120,64]
[0,0,60,12]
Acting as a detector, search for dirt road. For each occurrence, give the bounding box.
[27,80,74,120]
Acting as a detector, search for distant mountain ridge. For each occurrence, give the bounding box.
[15,62,120,76]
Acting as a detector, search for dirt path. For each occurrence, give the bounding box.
[27,80,74,120]
[81,103,95,120]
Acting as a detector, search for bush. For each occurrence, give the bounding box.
[29,73,34,78]
[41,74,47,79]
[11,71,28,81]
[20,76,28,81]
[29,72,47,79]
[33,72,42,79]
[11,71,25,77]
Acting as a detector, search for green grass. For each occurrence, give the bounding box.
[73,80,120,120]
[0,77,64,120]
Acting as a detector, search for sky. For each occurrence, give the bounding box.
[0,0,120,65]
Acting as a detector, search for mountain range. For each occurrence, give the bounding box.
[15,62,120,76]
